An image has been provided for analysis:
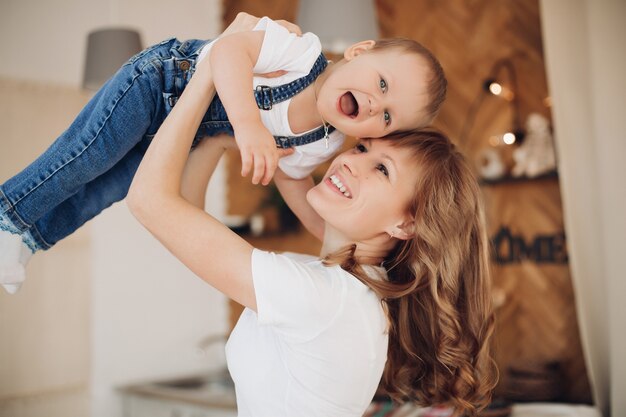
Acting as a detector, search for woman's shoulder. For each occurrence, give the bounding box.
[264,250,387,284]
[252,249,386,293]
[278,251,320,264]
[251,249,335,286]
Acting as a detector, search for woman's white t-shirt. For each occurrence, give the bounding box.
[198,17,345,180]
[226,250,389,417]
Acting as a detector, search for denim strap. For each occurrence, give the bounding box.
[273,125,336,149]
[254,54,328,110]
[253,53,335,148]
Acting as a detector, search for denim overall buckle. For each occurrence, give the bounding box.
[276,137,290,149]
[255,85,273,110]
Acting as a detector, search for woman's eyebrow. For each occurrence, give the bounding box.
[365,139,398,173]
[381,153,397,173]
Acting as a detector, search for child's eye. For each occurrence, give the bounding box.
[376,163,389,177]
[384,111,391,126]
[379,78,388,92]
[355,143,367,153]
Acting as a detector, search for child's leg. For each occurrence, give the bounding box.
[30,137,151,245]
[0,40,173,254]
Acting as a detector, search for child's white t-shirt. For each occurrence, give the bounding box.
[226,250,389,417]
[197,17,345,180]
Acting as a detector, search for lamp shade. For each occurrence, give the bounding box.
[83,28,142,90]
[297,0,378,54]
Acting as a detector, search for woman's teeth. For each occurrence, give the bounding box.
[330,175,351,198]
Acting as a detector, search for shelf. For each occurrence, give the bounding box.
[480,170,559,185]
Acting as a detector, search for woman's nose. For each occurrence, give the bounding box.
[339,154,361,177]
[343,162,354,176]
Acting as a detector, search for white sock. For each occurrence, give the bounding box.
[0,230,30,293]
[20,239,33,265]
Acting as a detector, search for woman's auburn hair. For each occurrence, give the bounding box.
[323,130,498,416]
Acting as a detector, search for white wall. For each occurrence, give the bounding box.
[91,186,229,417]
[540,1,626,415]
[0,1,228,417]
[0,0,222,87]
[0,80,93,417]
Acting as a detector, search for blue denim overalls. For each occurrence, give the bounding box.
[0,38,333,251]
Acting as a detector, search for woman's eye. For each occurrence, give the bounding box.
[379,78,387,92]
[355,143,367,153]
[384,111,391,126]
[376,163,389,177]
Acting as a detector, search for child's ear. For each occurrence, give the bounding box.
[344,40,376,60]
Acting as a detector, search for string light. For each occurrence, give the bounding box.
[503,132,517,145]
[486,80,514,100]
[461,58,525,147]
[489,82,503,95]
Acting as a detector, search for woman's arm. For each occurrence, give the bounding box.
[273,170,324,241]
[179,135,229,209]
[127,59,259,311]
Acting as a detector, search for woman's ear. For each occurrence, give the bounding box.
[343,40,376,60]
[390,219,415,241]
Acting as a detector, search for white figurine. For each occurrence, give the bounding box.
[477,147,506,180]
[512,113,557,178]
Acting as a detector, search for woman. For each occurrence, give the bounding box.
[127,16,497,417]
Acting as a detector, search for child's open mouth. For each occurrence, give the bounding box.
[339,92,359,118]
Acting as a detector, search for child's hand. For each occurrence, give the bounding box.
[234,122,294,185]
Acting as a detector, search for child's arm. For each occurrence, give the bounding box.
[210,31,290,186]
[273,169,324,241]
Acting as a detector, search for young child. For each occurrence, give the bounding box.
[0,14,446,294]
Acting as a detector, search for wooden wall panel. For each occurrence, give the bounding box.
[483,178,591,402]
[376,0,551,157]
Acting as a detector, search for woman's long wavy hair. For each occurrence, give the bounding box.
[324,130,498,416]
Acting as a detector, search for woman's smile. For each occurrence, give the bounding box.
[327,174,352,198]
